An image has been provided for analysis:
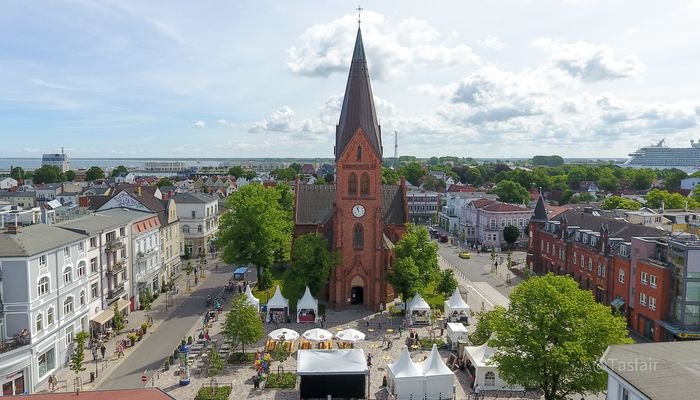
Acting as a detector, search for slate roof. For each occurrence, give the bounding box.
[558,209,668,240]
[481,202,531,212]
[335,27,382,160]
[294,184,406,226]
[172,192,217,204]
[532,195,547,221]
[601,341,700,400]
[89,186,174,227]
[0,224,86,257]
[58,208,154,235]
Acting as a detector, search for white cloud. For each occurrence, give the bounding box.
[286,12,479,81]
[535,38,644,81]
[477,35,505,50]
[249,106,299,133]
[192,120,205,129]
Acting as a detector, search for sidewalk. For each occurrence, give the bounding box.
[35,258,225,394]
[438,254,510,311]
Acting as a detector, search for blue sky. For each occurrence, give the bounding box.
[2,1,700,158]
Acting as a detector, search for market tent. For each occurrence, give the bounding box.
[297,349,368,399]
[408,293,431,325]
[444,288,470,323]
[387,346,425,400]
[418,344,455,399]
[446,323,469,350]
[464,341,524,391]
[244,285,260,311]
[266,285,289,322]
[296,286,318,323]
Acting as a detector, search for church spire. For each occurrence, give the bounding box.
[335,26,382,161]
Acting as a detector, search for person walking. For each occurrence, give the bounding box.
[100,344,106,359]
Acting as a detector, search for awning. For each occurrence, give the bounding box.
[610,298,625,309]
[116,298,130,312]
[91,309,115,326]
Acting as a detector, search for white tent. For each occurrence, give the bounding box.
[296,286,318,323]
[266,286,289,322]
[464,341,524,391]
[297,349,368,399]
[244,285,260,311]
[444,288,470,324]
[446,323,469,350]
[418,344,455,399]
[387,346,425,400]
[408,293,431,325]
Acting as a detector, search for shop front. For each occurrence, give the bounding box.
[0,346,31,396]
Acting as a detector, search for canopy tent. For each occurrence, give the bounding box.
[418,344,456,399]
[300,328,333,350]
[296,286,318,323]
[408,293,431,325]
[446,322,469,350]
[387,346,425,400]
[444,288,470,324]
[266,286,289,323]
[336,328,366,343]
[265,328,298,353]
[464,341,524,391]
[297,349,368,399]
[244,285,260,311]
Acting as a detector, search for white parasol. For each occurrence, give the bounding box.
[268,328,299,341]
[335,328,367,343]
[302,328,333,342]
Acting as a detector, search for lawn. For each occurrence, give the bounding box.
[422,282,447,310]
[252,264,307,313]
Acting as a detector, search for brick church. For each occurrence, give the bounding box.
[293,27,408,311]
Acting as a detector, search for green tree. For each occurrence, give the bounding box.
[389,224,439,301]
[32,165,63,184]
[65,170,77,181]
[503,225,520,249]
[382,167,400,185]
[110,165,128,177]
[435,269,458,298]
[271,167,297,181]
[10,166,25,180]
[141,288,152,312]
[323,172,334,184]
[85,166,105,181]
[489,274,632,400]
[289,163,302,173]
[645,189,697,209]
[228,165,245,178]
[387,257,421,303]
[207,349,225,376]
[597,169,620,191]
[494,180,530,204]
[290,233,339,296]
[631,168,656,190]
[398,162,426,186]
[156,177,173,188]
[223,294,265,353]
[217,183,292,288]
[600,196,641,210]
[532,155,564,167]
[469,306,507,345]
[112,304,125,335]
[662,169,688,190]
[69,331,90,382]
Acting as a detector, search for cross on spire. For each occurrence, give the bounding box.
[356,5,363,25]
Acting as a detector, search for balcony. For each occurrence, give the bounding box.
[105,238,124,252]
[0,334,31,354]
[109,261,126,274]
[108,283,126,299]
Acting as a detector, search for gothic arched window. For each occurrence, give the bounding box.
[348,173,358,196]
[353,224,364,249]
[360,172,370,196]
[357,146,362,161]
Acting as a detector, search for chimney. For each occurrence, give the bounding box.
[137,186,142,196]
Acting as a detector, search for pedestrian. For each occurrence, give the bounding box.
[474,383,481,397]
[91,347,98,361]
[366,354,372,367]
[381,335,387,347]
[398,325,403,338]
[386,339,392,350]
[47,375,54,391]
[366,320,370,329]
[100,344,106,359]
[195,276,199,285]
[215,263,219,271]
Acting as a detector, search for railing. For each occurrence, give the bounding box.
[110,261,126,274]
[0,335,31,354]
[108,284,126,299]
[105,239,124,252]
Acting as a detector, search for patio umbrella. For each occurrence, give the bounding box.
[302,328,333,342]
[336,328,366,343]
[268,328,299,341]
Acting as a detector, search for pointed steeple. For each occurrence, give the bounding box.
[532,194,547,221]
[335,27,382,160]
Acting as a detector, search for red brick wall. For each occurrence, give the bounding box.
[630,259,672,341]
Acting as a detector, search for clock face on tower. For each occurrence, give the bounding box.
[352,204,365,218]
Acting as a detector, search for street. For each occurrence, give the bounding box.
[97,268,229,390]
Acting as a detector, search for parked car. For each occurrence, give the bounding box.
[231,266,257,286]
[439,234,448,243]
[459,252,471,259]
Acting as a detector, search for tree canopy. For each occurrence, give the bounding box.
[398,162,426,186]
[494,180,530,204]
[110,165,128,177]
[388,224,439,301]
[33,165,64,184]
[435,269,458,298]
[382,167,400,185]
[532,155,564,167]
[489,274,631,400]
[156,177,173,188]
[503,226,520,248]
[645,189,697,209]
[10,166,25,180]
[290,233,339,296]
[64,170,77,181]
[85,166,105,181]
[600,196,641,210]
[217,183,292,288]
[223,294,265,353]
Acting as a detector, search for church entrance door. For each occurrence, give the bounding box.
[351,286,364,305]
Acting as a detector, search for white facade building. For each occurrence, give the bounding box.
[0,178,18,190]
[41,152,69,173]
[173,193,218,257]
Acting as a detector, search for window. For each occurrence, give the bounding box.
[38,277,49,296]
[90,257,98,273]
[79,290,86,306]
[64,246,70,259]
[573,252,577,265]
[485,371,496,386]
[191,210,196,219]
[622,388,630,400]
[91,282,99,299]
[77,261,86,277]
[649,296,656,310]
[360,172,370,196]
[588,258,592,272]
[356,145,362,161]
[47,308,54,325]
[36,314,43,333]
[198,225,203,233]
[182,225,190,233]
[501,219,506,228]
[121,248,126,258]
[38,349,55,378]
[650,275,657,288]
[353,224,364,250]
[640,292,647,306]
[618,269,625,284]
[63,267,72,284]
[106,231,115,242]
[65,326,74,346]
[90,237,97,248]
[597,264,603,277]
[641,272,648,285]
[119,227,125,236]
[39,255,46,267]
[78,242,85,254]
[348,173,358,196]
[601,265,606,278]
[63,297,74,316]
[546,243,549,254]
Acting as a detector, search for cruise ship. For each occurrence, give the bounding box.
[620,139,700,173]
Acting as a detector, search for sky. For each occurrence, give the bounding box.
[2,0,700,159]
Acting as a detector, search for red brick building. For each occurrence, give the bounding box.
[293,28,407,311]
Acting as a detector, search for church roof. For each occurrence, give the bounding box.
[294,184,406,226]
[335,27,382,160]
[532,195,547,221]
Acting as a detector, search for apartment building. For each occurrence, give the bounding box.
[173,193,218,257]
[406,188,440,224]
[131,215,161,307]
[464,198,532,249]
